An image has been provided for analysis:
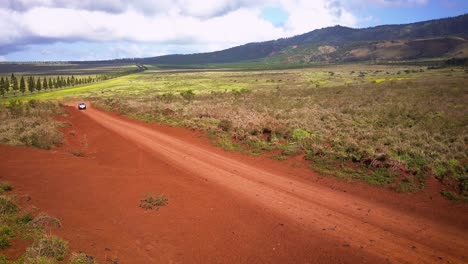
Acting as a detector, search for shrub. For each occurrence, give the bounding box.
[395,178,418,193]
[215,136,242,151]
[17,213,35,225]
[0,196,18,215]
[291,128,311,141]
[19,255,57,264]
[28,214,62,229]
[0,183,12,192]
[71,150,85,157]
[140,194,168,210]
[180,90,195,101]
[0,225,15,249]
[69,253,98,264]
[25,236,69,261]
[0,100,64,150]
[218,119,233,132]
[281,144,301,156]
[366,169,396,186]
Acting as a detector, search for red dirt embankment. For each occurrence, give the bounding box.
[0,105,467,263]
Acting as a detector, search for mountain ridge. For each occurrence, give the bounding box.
[75,13,468,65]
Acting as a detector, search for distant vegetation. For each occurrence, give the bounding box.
[100,14,468,66]
[0,74,100,97]
[0,64,145,98]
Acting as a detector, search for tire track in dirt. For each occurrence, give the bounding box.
[79,105,468,264]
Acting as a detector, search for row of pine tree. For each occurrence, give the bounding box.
[0,74,103,96]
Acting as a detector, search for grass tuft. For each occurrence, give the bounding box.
[0,196,18,215]
[24,235,69,261]
[140,194,168,210]
[69,253,98,264]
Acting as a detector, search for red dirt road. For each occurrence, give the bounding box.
[1,105,467,263]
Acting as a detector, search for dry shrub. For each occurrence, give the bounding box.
[25,235,68,261]
[69,253,98,264]
[28,214,62,229]
[0,100,64,149]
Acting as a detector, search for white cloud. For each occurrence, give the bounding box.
[354,0,428,7]
[280,0,357,34]
[0,0,359,60]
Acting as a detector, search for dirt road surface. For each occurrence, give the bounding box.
[1,105,467,263]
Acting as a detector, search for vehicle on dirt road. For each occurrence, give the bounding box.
[78,103,86,110]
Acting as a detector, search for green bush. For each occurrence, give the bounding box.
[366,169,396,186]
[180,89,195,101]
[0,225,15,249]
[17,213,34,225]
[291,128,311,141]
[0,183,12,192]
[0,196,18,215]
[281,144,301,156]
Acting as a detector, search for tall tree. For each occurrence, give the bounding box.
[4,77,9,93]
[28,76,35,93]
[43,77,48,90]
[48,78,53,89]
[66,77,70,86]
[0,77,4,97]
[36,77,42,92]
[19,76,26,94]
[5,77,10,93]
[12,75,19,95]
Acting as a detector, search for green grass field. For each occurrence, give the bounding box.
[2,64,467,200]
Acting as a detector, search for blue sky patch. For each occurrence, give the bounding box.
[261,7,289,27]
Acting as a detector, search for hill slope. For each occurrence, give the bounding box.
[135,14,468,65]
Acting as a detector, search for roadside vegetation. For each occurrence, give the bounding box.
[4,64,467,200]
[0,100,64,150]
[0,183,98,263]
[91,66,467,200]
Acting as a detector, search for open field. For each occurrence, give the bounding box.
[3,64,467,200]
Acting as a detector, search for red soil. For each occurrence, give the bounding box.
[0,105,467,263]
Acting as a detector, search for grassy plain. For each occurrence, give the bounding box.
[3,64,467,199]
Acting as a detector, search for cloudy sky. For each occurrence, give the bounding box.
[1,0,467,61]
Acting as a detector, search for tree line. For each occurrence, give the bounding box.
[0,74,105,97]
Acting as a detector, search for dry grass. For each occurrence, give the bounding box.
[0,100,64,149]
[91,66,466,199]
[140,194,168,210]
